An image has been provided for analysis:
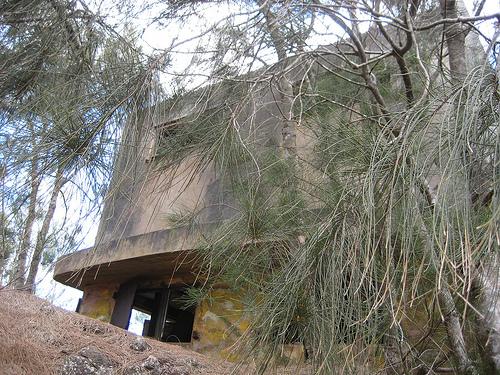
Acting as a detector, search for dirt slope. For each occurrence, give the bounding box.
[0,290,230,375]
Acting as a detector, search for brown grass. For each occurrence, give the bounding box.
[0,290,228,375]
[0,290,314,375]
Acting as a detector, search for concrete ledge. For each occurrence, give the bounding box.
[54,224,214,289]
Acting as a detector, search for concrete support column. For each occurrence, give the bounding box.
[110,281,137,329]
[79,283,118,322]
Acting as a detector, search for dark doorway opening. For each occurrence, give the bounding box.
[131,288,195,343]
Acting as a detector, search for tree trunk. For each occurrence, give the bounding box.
[440,0,467,83]
[418,219,478,375]
[474,255,500,372]
[438,287,478,375]
[0,251,6,282]
[279,74,296,159]
[257,0,297,158]
[25,165,66,293]
[11,155,40,289]
[0,219,10,281]
[384,318,409,375]
[0,163,8,280]
[440,1,499,371]
[257,0,287,61]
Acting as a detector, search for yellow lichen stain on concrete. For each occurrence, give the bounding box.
[79,284,118,322]
[191,288,249,361]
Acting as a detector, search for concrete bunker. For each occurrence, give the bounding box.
[53,59,325,361]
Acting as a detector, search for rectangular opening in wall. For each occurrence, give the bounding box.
[128,309,151,336]
[149,120,192,161]
[145,120,181,162]
[130,287,195,343]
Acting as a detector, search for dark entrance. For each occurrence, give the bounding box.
[111,283,195,343]
[134,288,195,342]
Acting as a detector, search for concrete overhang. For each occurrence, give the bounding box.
[54,225,212,289]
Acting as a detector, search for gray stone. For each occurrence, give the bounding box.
[60,355,113,375]
[166,368,189,375]
[142,355,160,370]
[60,346,116,375]
[122,356,166,375]
[81,322,106,335]
[79,346,116,368]
[130,337,151,352]
[122,365,144,375]
[185,357,201,368]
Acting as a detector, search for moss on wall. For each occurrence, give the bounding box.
[191,289,249,361]
[190,288,306,364]
[79,284,118,322]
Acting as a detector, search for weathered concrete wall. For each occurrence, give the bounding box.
[93,69,310,247]
[191,289,249,361]
[79,284,118,322]
[77,283,304,365]
[190,288,305,363]
[126,156,217,237]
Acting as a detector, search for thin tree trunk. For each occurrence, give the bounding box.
[384,323,408,375]
[256,0,296,158]
[11,154,40,289]
[257,0,287,61]
[473,255,500,372]
[25,165,66,293]
[0,251,6,282]
[404,218,478,375]
[438,287,478,375]
[0,220,9,281]
[440,0,466,83]
[279,74,296,159]
[0,163,7,280]
[416,217,477,375]
[440,1,500,371]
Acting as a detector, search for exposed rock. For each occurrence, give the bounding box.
[81,321,106,335]
[79,346,117,368]
[122,365,144,375]
[167,368,189,375]
[56,339,204,375]
[130,337,151,352]
[122,363,189,375]
[61,354,113,375]
[123,355,162,375]
[143,355,160,370]
[185,358,201,368]
[60,346,116,375]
